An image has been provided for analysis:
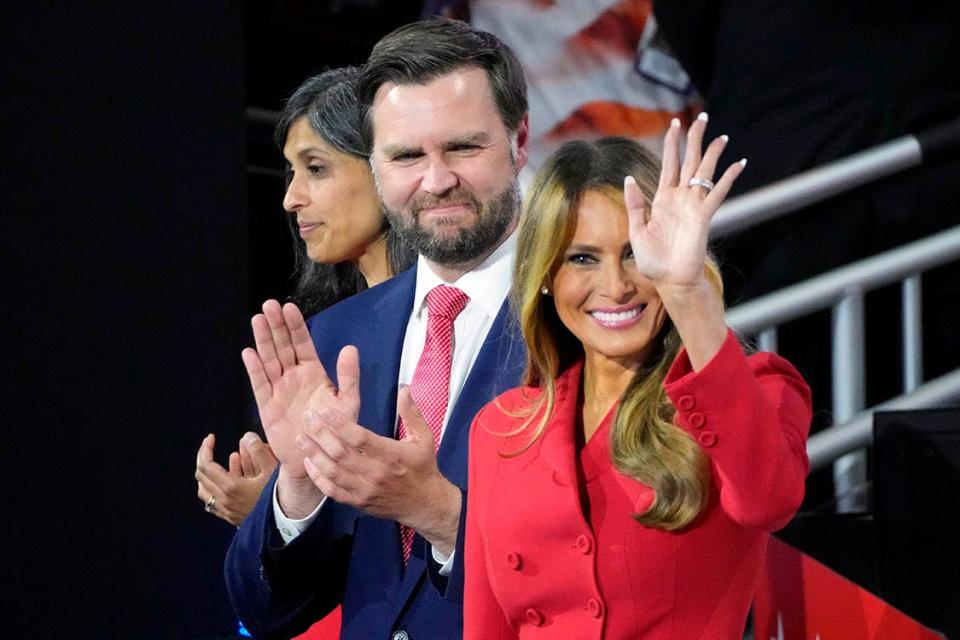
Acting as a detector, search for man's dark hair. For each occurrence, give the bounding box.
[357,17,528,148]
[274,67,415,316]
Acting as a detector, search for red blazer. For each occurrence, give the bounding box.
[465,332,812,639]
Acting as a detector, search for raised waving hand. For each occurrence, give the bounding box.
[625,114,745,369]
[624,113,744,288]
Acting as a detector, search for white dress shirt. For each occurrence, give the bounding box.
[273,232,517,572]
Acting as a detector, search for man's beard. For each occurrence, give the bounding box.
[382,180,520,266]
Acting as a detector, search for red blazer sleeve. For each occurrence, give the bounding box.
[664,330,813,531]
[464,406,521,640]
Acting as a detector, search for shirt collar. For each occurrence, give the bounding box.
[412,230,517,320]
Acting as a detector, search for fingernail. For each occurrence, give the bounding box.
[242,432,259,446]
[720,134,729,142]
[304,410,319,427]
[624,175,637,187]
[295,435,307,450]
[670,117,680,128]
[697,112,709,122]
[739,158,748,167]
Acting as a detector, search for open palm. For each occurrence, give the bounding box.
[626,115,745,287]
[242,300,360,480]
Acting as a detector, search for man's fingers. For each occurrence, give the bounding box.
[241,348,273,410]
[336,346,362,417]
[303,409,360,462]
[304,407,398,470]
[397,387,434,449]
[279,302,334,390]
[251,314,282,384]
[283,302,320,364]
[263,299,297,371]
[303,456,358,505]
[299,412,366,497]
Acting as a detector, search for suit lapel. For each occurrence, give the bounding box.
[537,361,583,488]
[356,271,414,615]
[438,299,526,484]
[394,299,526,619]
[359,267,416,439]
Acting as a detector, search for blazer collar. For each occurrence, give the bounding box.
[537,360,584,486]
[372,264,417,324]
[537,360,655,511]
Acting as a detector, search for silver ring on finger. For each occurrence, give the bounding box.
[205,495,217,513]
[688,177,715,192]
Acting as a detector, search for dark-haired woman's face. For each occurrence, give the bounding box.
[551,190,666,368]
[282,117,384,264]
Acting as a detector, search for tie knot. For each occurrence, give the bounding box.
[426,285,469,320]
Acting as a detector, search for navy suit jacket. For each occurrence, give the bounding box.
[225,265,526,640]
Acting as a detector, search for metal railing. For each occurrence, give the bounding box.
[726,226,960,494]
[711,117,960,237]
[806,368,960,471]
[719,116,960,510]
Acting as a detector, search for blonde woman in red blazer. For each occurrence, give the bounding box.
[465,120,812,639]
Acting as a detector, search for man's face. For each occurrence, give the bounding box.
[369,67,528,266]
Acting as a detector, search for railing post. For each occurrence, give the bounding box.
[902,275,924,392]
[758,327,778,353]
[832,288,867,512]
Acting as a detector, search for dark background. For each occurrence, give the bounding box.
[1,3,419,637]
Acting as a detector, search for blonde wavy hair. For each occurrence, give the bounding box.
[507,137,724,531]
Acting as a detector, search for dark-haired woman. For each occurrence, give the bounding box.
[464,117,811,639]
[195,67,415,528]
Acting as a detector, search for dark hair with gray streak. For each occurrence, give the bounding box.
[275,66,415,317]
[357,17,528,149]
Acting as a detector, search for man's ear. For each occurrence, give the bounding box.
[512,113,531,171]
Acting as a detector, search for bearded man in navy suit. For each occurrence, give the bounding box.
[225,18,530,640]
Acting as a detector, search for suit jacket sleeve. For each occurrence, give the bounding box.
[224,468,355,640]
[664,329,813,531]
[425,486,468,602]
[464,407,521,640]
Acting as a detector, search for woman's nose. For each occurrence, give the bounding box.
[601,262,636,301]
[283,173,307,212]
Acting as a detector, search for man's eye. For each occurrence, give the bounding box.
[392,152,421,162]
[452,144,480,152]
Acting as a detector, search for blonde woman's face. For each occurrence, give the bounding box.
[551,190,667,367]
[282,117,384,264]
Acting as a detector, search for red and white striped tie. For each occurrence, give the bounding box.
[396,285,469,564]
